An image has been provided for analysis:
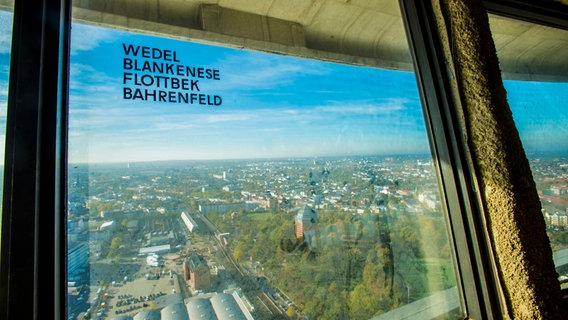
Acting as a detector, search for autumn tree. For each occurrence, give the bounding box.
[107,236,123,258]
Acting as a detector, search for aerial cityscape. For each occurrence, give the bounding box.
[67,155,460,319]
[66,153,568,320]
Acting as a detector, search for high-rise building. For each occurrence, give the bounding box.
[67,242,89,282]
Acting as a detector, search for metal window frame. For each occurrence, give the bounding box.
[0,0,566,319]
[0,0,70,319]
[400,0,568,319]
[400,1,501,318]
[483,0,568,31]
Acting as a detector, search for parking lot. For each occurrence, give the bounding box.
[82,255,186,319]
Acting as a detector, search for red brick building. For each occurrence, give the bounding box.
[295,206,317,247]
[185,253,211,291]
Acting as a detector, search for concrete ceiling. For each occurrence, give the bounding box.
[488,14,568,81]
[66,0,412,70]
[0,0,567,81]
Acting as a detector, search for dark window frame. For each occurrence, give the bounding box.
[401,1,501,318]
[0,0,71,319]
[401,0,568,318]
[0,0,566,319]
[483,0,568,31]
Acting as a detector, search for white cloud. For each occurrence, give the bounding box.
[70,23,116,54]
[214,53,328,91]
[0,11,12,54]
[204,113,252,123]
[315,103,405,115]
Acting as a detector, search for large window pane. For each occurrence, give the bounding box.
[489,14,568,283]
[68,2,463,319]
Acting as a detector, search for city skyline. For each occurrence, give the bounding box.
[0,11,567,164]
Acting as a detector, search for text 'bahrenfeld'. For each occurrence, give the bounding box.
[122,43,222,106]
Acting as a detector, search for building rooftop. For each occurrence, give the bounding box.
[189,253,207,271]
[114,292,253,320]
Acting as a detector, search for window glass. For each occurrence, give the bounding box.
[0,8,12,251]
[489,15,568,282]
[68,2,462,319]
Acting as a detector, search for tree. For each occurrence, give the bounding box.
[286,306,296,318]
[233,241,248,262]
[107,236,123,258]
[349,283,377,319]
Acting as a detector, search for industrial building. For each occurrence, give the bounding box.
[108,293,253,320]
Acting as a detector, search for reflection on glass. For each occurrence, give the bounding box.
[489,15,568,282]
[506,79,568,273]
[0,9,13,250]
[67,22,461,320]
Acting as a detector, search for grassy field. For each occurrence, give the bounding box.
[245,212,274,221]
[422,258,456,291]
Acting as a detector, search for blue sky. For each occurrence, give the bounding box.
[503,80,568,155]
[0,11,567,163]
[0,11,10,164]
[68,23,428,163]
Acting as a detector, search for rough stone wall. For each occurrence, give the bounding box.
[434,0,567,318]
